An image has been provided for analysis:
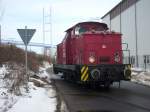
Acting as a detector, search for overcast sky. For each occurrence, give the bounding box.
[0,0,121,46]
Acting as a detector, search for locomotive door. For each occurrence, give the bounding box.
[66,32,73,64]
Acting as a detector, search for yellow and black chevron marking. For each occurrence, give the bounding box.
[124,64,132,79]
[81,65,89,81]
[125,64,131,69]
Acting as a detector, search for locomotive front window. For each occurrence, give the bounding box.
[75,24,106,35]
[75,26,87,35]
[79,27,87,33]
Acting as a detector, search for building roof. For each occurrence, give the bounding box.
[101,0,139,19]
[101,0,123,19]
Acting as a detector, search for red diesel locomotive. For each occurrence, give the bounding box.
[54,21,131,88]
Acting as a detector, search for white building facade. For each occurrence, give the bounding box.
[102,0,150,70]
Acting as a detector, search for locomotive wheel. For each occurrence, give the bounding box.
[53,69,58,74]
[90,82,99,89]
[62,72,67,80]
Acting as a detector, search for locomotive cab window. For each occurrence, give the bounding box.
[79,27,87,34]
[75,26,88,35]
[75,26,80,35]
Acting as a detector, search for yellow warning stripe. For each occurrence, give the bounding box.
[81,67,88,80]
[124,65,131,79]
[125,65,131,70]
[83,73,89,81]
[128,65,131,69]
[81,66,86,73]
[81,66,89,81]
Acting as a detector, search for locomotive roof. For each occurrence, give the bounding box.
[65,21,108,32]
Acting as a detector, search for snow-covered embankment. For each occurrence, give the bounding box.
[0,62,57,112]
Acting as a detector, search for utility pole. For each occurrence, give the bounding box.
[49,6,53,61]
[43,8,45,52]
[0,25,1,45]
[50,7,52,47]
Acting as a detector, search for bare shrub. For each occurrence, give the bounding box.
[3,62,26,95]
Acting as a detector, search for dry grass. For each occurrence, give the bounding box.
[0,44,51,72]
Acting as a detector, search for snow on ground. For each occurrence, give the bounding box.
[37,61,53,83]
[1,62,150,112]
[131,68,150,86]
[0,88,18,112]
[0,66,18,112]
[7,82,57,112]
[0,63,57,112]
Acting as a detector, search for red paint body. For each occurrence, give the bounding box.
[57,22,122,65]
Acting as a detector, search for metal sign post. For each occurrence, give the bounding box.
[25,26,28,82]
[17,26,36,89]
[0,25,1,45]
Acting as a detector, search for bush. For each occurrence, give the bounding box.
[0,44,51,72]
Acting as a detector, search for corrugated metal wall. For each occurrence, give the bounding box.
[102,0,150,70]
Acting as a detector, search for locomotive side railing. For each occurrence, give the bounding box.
[122,43,131,64]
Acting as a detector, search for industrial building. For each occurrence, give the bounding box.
[101,0,150,70]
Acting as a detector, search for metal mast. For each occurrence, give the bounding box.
[43,8,45,54]
[42,6,52,56]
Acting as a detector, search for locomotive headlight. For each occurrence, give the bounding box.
[114,52,120,62]
[89,56,95,63]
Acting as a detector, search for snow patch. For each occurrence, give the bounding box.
[131,68,150,86]
[36,62,53,83]
[7,82,57,112]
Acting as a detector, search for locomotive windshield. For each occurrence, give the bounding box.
[75,24,107,35]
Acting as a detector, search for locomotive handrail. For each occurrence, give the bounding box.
[122,43,130,64]
[122,49,131,64]
[122,43,128,50]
